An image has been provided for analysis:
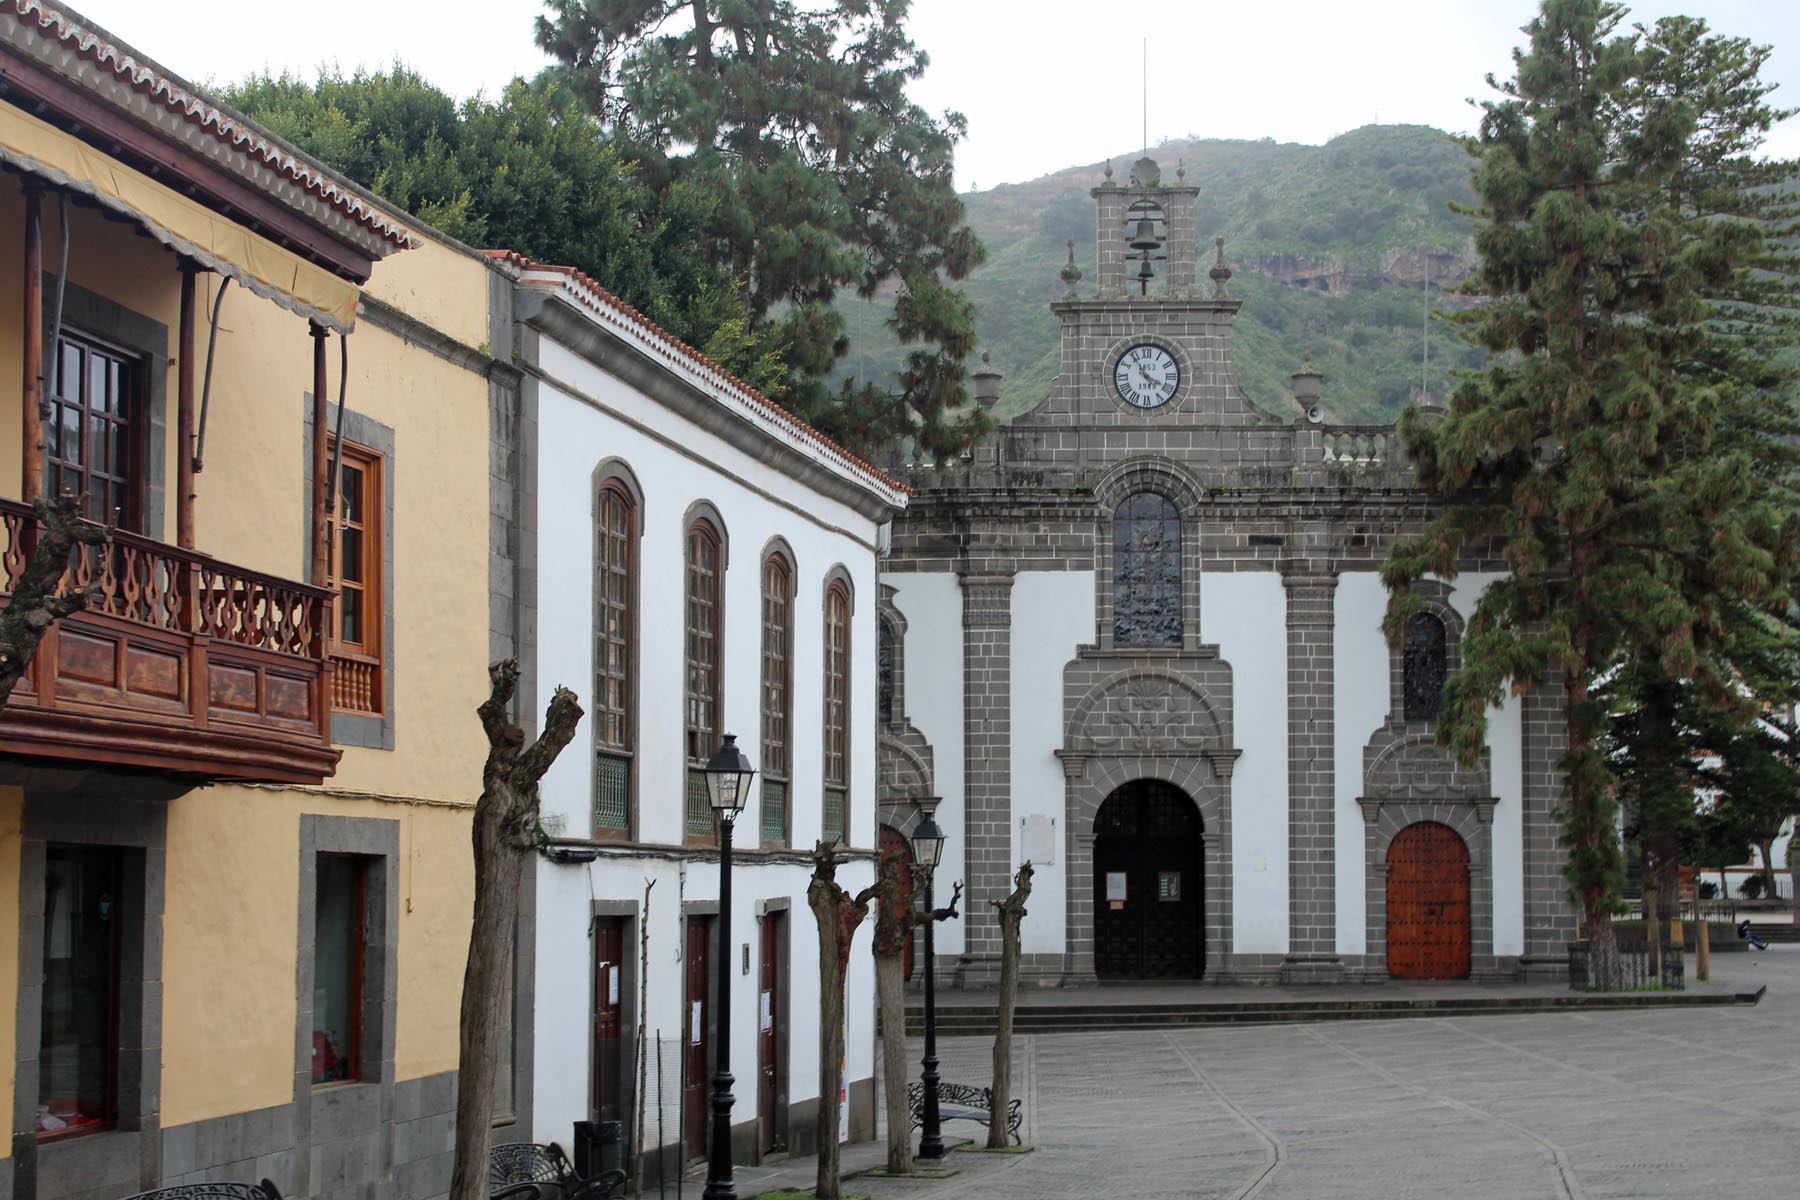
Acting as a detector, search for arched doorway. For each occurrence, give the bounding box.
[1386,821,1471,980]
[1093,780,1203,979]
[877,825,916,980]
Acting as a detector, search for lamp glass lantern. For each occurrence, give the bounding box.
[911,798,945,870]
[703,733,756,817]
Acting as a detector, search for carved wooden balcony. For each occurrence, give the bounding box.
[0,499,341,784]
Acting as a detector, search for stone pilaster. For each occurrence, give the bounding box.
[1092,183,1126,299]
[959,571,1014,979]
[1281,566,1343,982]
[1520,676,1577,975]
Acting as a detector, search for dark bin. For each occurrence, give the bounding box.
[573,1120,625,1178]
[1567,940,1589,991]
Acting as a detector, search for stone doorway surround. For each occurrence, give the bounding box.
[1058,651,1239,983]
[1357,780,1498,979]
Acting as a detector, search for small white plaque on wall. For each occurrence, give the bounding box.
[1021,815,1057,865]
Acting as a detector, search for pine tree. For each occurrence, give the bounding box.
[535,0,988,460]
[1382,0,1792,990]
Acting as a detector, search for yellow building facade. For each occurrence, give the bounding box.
[0,5,514,1200]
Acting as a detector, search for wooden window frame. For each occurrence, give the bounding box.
[685,520,723,844]
[46,327,146,533]
[326,438,385,717]
[823,579,851,843]
[594,480,637,839]
[760,553,793,846]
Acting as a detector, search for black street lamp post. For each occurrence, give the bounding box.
[910,799,946,1159]
[702,734,756,1200]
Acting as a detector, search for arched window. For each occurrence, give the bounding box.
[823,579,852,843]
[760,553,793,845]
[594,479,636,832]
[1403,612,1447,721]
[1113,492,1182,647]
[685,519,723,840]
[877,618,896,726]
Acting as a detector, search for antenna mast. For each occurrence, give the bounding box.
[1142,38,1148,156]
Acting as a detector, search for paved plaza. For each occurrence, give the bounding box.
[733,946,1799,1199]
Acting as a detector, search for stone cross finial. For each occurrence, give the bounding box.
[1103,158,1114,182]
[1060,238,1083,299]
[1176,158,1187,182]
[1210,235,1233,299]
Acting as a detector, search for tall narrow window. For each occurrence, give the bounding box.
[877,619,896,726]
[1113,492,1182,647]
[823,580,851,844]
[685,520,722,840]
[595,481,635,833]
[48,331,141,529]
[312,854,366,1085]
[38,844,122,1140]
[1403,612,1448,721]
[760,554,792,845]
[328,441,385,715]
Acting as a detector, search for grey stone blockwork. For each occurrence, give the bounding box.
[878,157,1575,984]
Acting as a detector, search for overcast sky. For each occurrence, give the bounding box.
[68,0,1800,190]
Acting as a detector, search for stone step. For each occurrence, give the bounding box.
[898,987,1764,1036]
[1748,922,1800,942]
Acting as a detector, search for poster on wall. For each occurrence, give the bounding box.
[838,1008,850,1143]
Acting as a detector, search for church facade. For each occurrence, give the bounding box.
[876,156,1578,986]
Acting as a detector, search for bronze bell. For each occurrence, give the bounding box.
[1128,217,1161,252]
[1136,253,1156,285]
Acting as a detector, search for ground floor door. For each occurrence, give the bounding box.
[1093,780,1204,979]
[683,914,713,1159]
[592,917,626,1125]
[757,910,785,1155]
[1386,821,1471,980]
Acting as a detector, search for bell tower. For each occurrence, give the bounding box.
[1093,155,1201,300]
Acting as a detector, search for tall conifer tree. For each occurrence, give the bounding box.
[535,0,987,460]
[1383,0,1793,989]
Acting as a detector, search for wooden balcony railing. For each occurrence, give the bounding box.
[0,498,341,784]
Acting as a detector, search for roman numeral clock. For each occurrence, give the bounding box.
[1114,343,1180,409]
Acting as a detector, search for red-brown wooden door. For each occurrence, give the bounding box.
[877,826,916,980]
[1386,822,1471,980]
[592,918,626,1124]
[684,915,713,1159]
[757,911,785,1155]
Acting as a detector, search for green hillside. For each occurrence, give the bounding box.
[839,124,1483,425]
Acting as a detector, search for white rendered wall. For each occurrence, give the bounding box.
[1009,570,1095,955]
[1334,570,1389,956]
[887,573,966,956]
[529,336,881,1150]
[1451,573,1524,956]
[1201,571,1289,954]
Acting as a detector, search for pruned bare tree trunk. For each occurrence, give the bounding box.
[988,863,1032,1147]
[0,496,109,706]
[808,841,878,1200]
[448,661,583,1200]
[870,850,961,1174]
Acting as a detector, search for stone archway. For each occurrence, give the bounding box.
[1092,780,1205,979]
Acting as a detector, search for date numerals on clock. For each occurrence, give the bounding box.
[1113,344,1179,409]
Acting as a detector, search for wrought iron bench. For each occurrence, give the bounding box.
[905,1082,1022,1145]
[120,1182,282,1200]
[489,1141,626,1200]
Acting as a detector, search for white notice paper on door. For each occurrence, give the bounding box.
[1106,871,1127,901]
[608,965,620,1006]
[760,991,773,1032]
[690,1001,703,1044]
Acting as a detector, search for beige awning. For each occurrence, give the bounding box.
[0,104,362,331]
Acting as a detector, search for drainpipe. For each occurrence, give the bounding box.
[310,322,330,586]
[177,263,197,548]
[21,184,42,503]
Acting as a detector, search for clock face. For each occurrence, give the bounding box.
[1113,344,1180,409]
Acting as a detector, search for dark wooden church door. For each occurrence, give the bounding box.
[1093,780,1203,979]
[1386,822,1471,980]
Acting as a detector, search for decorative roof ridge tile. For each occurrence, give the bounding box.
[11,0,415,248]
[482,248,909,500]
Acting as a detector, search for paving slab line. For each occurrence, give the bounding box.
[903,985,1766,1036]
